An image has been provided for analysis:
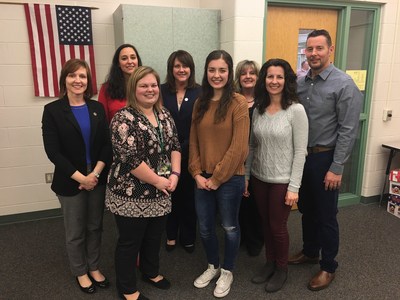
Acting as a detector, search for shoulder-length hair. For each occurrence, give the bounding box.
[59,58,93,99]
[193,50,234,124]
[165,50,198,92]
[105,44,142,100]
[255,58,298,114]
[126,66,162,113]
[234,60,260,93]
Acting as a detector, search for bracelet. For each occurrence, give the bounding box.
[93,172,100,178]
[171,171,180,178]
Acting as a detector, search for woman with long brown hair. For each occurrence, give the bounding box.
[245,58,308,293]
[189,50,249,298]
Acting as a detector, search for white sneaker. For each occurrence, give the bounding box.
[213,268,233,298]
[194,264,220,288]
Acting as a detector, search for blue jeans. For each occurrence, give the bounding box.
[195,175,244,271]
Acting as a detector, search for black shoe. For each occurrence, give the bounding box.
[165,241,176,252]
[138,293,150,300]
[265,267,287,293]
[76,277,96,294]
[247,246,262,257]
[88,273,110,288]
[251,262,275,284]
[142,275,171,290]
[119,292,150,300]
[183,244,195,253]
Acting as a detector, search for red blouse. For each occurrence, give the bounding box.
[98,83,127,123]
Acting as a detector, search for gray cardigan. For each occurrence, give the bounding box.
[245,103,308,193]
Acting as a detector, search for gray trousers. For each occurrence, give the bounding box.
[57,185,106,276]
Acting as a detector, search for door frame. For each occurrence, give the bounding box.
[264,0,382,206]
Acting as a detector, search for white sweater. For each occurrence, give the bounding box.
[245,103,308,192]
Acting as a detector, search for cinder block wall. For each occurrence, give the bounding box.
[0,0,399,218]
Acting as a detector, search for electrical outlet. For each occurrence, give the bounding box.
[383,109,393,122]
[45,173,53,183]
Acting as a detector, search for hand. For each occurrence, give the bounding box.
[324,171,342,191]
[243,180,250,197]
[154,176,170,195]
[205,178,219,190]
[167,174,179,192]
[285,191,298,206]
[194,175,210,190]
[79,174,98,190]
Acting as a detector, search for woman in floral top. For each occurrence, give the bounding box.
[106,66,181,300]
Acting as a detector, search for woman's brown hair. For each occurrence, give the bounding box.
[59,58,93,99]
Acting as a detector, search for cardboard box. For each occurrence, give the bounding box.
[387,194,400,219]
[390,181,400,196]
[389,169,400,183]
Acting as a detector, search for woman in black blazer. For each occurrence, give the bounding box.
[161,50,201,253]
[42,59,111,294]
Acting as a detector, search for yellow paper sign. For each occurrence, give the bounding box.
[346,70,367,91]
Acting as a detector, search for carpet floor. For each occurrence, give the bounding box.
[1,203,399,300]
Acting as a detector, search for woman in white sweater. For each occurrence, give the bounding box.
[245,58,308,293]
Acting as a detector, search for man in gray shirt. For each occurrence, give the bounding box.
[288,29,363,291]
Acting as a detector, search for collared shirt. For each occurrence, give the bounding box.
[297,64,363,175]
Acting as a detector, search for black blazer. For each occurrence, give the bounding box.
[42,96,111,196]
[161,84,201,160]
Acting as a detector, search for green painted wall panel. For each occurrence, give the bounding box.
[113,5,220,82]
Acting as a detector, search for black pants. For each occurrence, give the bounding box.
[166,160,196,246]
[239,180,264,254]
[298,150,339,273]
[114,214,167,294]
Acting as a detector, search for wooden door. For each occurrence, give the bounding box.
[265,6,338,70]
[265,6,338,209]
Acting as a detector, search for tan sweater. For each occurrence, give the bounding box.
[189,93,250,186]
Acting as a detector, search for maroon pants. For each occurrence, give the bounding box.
[251,176,291,269]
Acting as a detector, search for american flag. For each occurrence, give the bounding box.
[24,4,97,97]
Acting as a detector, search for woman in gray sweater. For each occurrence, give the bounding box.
[245,58,308,293]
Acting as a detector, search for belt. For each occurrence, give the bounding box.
[307,146,334,154]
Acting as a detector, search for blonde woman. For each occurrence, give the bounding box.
[106,66,181,300]
[234,60,264,257]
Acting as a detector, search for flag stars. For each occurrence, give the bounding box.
[56,5,92,45]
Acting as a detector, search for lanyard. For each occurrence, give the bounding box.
[153,110,165,153]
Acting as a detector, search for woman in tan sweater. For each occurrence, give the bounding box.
[189,50,249,298]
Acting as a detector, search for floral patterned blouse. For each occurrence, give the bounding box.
[105,106,180,218]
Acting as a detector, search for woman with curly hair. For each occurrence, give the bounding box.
[245,58,308,293]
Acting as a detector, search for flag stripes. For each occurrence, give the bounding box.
[24,3,97,97]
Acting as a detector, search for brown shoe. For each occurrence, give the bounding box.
[288,251,319,265]
[308,270,335,291]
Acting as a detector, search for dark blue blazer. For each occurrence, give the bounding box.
[42,96,111,196]
[161,84,201,160]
